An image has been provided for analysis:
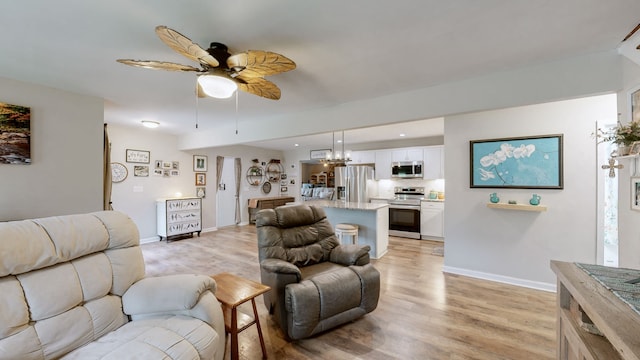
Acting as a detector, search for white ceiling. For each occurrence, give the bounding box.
[1,1,639,151]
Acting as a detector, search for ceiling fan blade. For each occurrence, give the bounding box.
[235,76,281,100]
[227,51,296,77]
[117,59,201,72]
[155,25,220,68]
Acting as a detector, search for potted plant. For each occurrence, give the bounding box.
[594,121,640,155]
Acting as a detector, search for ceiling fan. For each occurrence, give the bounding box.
[117,26,296,100]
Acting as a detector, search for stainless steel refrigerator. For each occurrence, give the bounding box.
[335,165,375,203]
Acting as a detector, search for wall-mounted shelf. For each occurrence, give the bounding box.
[613,153,639,160]
[486,203,547,212]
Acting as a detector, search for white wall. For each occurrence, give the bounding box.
[443,94,618,290]
[107,125,285,241]
[618,58,640,268]
[108,124,200,241]
[0,77,103,221]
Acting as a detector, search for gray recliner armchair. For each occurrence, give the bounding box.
[256,204,380,340]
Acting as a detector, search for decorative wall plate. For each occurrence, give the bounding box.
[111,162,128,183]
[262,181,272,194]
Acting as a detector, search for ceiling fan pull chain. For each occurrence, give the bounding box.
[235,91,239,135]
[195,90,199,129]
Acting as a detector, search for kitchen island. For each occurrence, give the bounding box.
[312,200,389,259]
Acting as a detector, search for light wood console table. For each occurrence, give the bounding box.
[551,260,640,360]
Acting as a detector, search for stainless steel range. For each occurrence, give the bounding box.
[388,187,424,239]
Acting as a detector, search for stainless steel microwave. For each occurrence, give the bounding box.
[391,161,423,178]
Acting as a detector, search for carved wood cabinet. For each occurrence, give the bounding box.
[157,197,202,240]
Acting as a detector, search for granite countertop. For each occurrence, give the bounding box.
[313,200,389,211]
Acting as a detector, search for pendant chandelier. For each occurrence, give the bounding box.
[320,131,352,166]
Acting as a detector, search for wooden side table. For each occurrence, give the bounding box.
[212,272,271,360]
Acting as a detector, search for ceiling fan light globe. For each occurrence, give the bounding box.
[197,75,237,98]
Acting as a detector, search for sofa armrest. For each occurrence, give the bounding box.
[330,244,371,266]
[122,274,216,315]
[261,258,302,281]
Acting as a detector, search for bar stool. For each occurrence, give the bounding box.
[335,223,359,245]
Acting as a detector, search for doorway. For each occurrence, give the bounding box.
[216,157,237,228]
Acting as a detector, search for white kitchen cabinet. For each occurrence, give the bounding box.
[350,150,375,164]
[157,197,202,241]
[423,145,444,179]
[391,147,424,162]
[374,150,392,180]
[420,201,444,239]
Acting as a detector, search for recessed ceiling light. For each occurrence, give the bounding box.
[399,133,406,137]
[294,143,299,147]
[141,120,160,128]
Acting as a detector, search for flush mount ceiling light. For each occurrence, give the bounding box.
[117,26,296,100]
[197,75,237,98]
[141,120,160,128]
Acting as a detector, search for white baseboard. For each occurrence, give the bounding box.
[442,265,556,293]
[140,236,160,244]
[201,227,218,233]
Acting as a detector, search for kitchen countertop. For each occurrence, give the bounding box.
[369,197,445,203]
[312,200,389,211]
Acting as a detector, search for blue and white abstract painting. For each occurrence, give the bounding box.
[471,135,563,189]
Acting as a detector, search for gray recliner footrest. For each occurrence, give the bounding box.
[284,264,379,340]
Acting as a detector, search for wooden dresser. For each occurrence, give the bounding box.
[248,196,295,224]
[551,260,640,360]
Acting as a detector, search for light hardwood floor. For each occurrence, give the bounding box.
[141,225,557,360]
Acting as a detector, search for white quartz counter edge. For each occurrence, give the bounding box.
[312,200,389,211]
[369,198,445,203]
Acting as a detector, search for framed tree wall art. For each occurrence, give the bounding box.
[0,102,30,164]
[470,134,563,189]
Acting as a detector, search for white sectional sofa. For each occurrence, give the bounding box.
[0,211,225,360]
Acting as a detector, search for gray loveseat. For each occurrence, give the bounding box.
[0,211,225,359]
[256,204,380,340]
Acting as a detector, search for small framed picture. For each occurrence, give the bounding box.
[172,161,180,170]
[632,177,640,211]
[280,186,288,193]
[162,161,172,169]
[155,160,162,169]
[133,165,149,177]
[153,169,163,176]
[196,187,206,198]
[126,149,150,164]
[281,173,287,180]
[195,172,206,186]
[194,155,208,172]
[170,170,180,176]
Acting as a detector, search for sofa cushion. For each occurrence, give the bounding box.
[61,315,219,360]
[0,276,29,338]
[18,262,83,321]
[72,253,112,302]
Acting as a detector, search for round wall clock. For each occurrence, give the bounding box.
[111,162,128,183]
